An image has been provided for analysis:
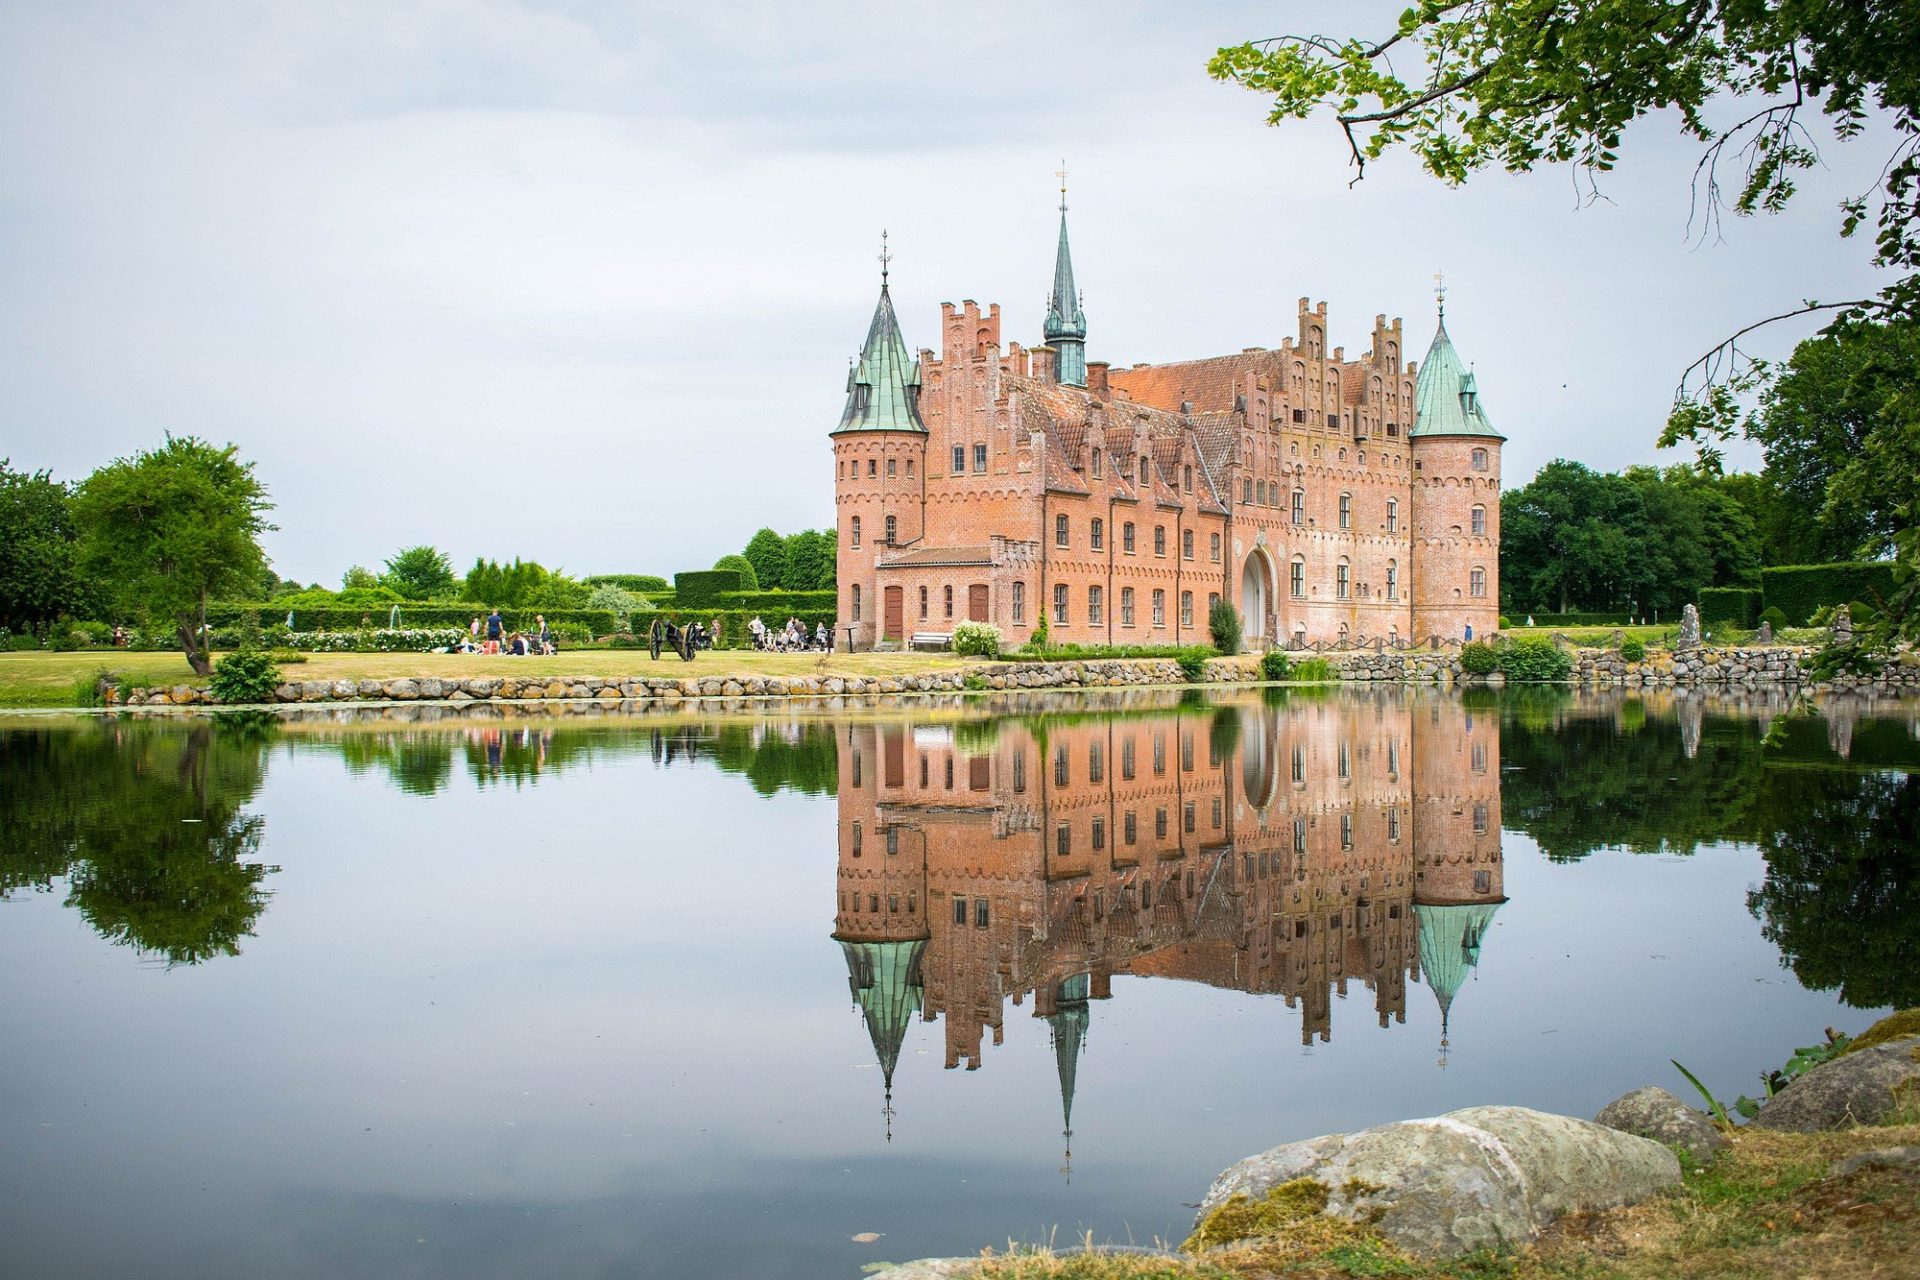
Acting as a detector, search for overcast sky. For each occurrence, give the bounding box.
[0,1,1897,585]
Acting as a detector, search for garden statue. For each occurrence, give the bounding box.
[1677,603,1701,651]
[1756,619,1774,644]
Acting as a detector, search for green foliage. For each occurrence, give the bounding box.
[1175,646,1211,683]
[1031,613,1049,649]
[1260,650,1291,681]
[1759,606,1789,632]
[0,459,89,635]
[783,529,836,590]
[1495,636,1573,682]
[713,589,837,612]
[951,620,1001,658]
[462,557,587,610]
[711,553,759,591]
[381,545,457,600]
[1459,641,1499,675]
[1207,596,1242,654]
[961,673,989,692]
[584,574,668,594]
[1620,637,1648,662]
[71,435,273,677]
[1289,657,1339,683]
[585,584,641,631]
[341,565,379,591]
[208,648,282,704]
[742,527,789,590]
[1024,643,1205,660]
[1733,1032,1855,1119]
[673,569,745,607]
[1671,1059,1733,1128]
[1700,587,1762,627]
[1761,561,1899,625]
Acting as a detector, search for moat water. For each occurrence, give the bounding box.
[3,688,1917,1279]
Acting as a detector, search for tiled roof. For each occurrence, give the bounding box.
[880,545,995,568]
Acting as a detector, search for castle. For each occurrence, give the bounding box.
[831,196,1504,650]
[831,691,1506,1146]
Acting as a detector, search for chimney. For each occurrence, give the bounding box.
[1086,360,1111,399]
[1032,345,1058,384]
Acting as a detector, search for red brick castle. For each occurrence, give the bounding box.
[831,194,1504,649]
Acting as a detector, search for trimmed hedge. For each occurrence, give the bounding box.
[714,589,838,612]
[585,574,669,593]
[1761,562,1899,626]
[212,603,619,636]
[1699,587,1762,628]
[673,570,745,607]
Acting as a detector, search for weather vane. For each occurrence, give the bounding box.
[879,229,891,285]
[1434,270,1447,316]
[1056,159,1068,213]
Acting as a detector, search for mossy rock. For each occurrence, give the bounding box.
[1842,1010,1920,1057]
[1184,1178,1330,1251]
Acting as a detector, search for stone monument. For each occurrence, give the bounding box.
[1677,603,1701,651]
[1831,604,1854,648]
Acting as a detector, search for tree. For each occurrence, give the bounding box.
[0,460,88,635]
[341,565,379,591]
[381,544,458,600]
[462,557,587,608]
[1210,1,1920,350]
[784,529,835,590]
[71,436,273,675]
[743,527,789,591]
[712,552,759,591]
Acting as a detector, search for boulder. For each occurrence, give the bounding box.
[1751,1035,1920,1131]
[1196,1105,1680,1259]
[1831,1146,1920,1178]
[1595,1086,1727,1163]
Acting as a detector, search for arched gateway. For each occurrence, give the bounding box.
[1239,549,1274,646]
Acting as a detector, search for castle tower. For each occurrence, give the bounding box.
[1041,174,1087,388]
[832,240,929,648]
[1046,972,1090,1173]
[1409,285,1504,642]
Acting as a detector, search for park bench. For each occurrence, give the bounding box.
[909,631,953,651]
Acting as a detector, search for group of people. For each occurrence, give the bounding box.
[747,615,831,652]
[458,610,556,657]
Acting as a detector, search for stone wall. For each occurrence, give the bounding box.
[1573,645,1920,691]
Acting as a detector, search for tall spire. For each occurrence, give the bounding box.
[1047,973,1091,1176]
[1411,283,1503,440]
[1413,902,1503,1067]
[838,938,927,1139]
[1043,163,1088,388]
[834,233,926,434]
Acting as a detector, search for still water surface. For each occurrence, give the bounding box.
[3,689,1917,1279]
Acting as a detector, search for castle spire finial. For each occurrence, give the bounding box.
[879,229,891,287]
[1044,170,1088,388]
[1433,270,1447,320]
[1055,159,1068,213]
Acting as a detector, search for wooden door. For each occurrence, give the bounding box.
[967,583,989,622]
[883,586,904,640]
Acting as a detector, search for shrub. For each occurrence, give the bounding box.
[585,574,669,594]
[1175,646,1212,683]
[1032,615,1049,650]
[1761,561,1898,626]
[1497,636,1572,682]
[585,584,642,631]
[1759,606,1789,632]
[672,569,745,607]
[209,648,282,704]
[951,621,1002,658]
[1208,598,1242,654]
[1260,650,1291,681]
[961,673,989,692]
[1498,615,1512,629]
[1698,587,1762,628]
[710,554,759,591]
[1620,637,1647,662]
[1290,657,1339,683]
[1459,641,1499,675]
[714,589,838,613]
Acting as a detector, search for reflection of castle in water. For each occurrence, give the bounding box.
[833,693,1505,1140]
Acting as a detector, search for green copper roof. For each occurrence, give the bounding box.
[839,937,926,1137]
[835,282,926,434]
[1414,902,1503,1033]
[1412,314,1503,440]
[1044,206,1087,388]
[1047,972,1091,1159]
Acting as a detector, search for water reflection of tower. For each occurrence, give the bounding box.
[1411,697,1506,1065]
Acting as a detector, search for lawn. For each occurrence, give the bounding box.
[0,648,973,709]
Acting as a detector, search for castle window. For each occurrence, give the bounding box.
[1290,557,1305,599]
[1091,817,1106,851]
[1210,532,1221,562]
[1182,529,1194,560]
[976,897,991,928]
[1152,588,1166,627]
[1089,741,1104,783]
[1473,803,1489,834]
[906,459,914,478]
[1123,522,1136,554]
[1122,740,1135,780]
[1385,561,1398,601]
[1471,448,1489,471]
[1011,581,1025,622]
[1386,497,1399,533]
[1053,583,1068,623]
[1291,743,1305,785]
[1013,748,1026,792]
[1291,489,1305,525]
[919,586,929,619]
[1243,478,1253,504]
[887,457,896,478]
[1092,450,1102,478]
[1212,797,1223,828]
[1180,590,1193,627]
[1124,811,1137,843]
[1182,733,1194,771]
[1208,591,1219,616]
[1183,465,1193,491]
[973,443,987,472]
[1472,741,1487,773]
[868,458,877,477]
[1388,741,1399,776]
[1388,808,1401,841]
[1090,517,1104,550]
[952,446,965,473]
[1153,734,1166,775]
[1154,526,1167,557]
[851,516,861,548]
[887,825,899,856]
[1139,454,1150,483]
[1121,587,1136,627]
[1471,505,1487,536]
[1055,513,1069,547]
[1341,814,1353,849]
[1293,819,1307,854]
[1338,742,1350,780]
[1339,493,1352,529]
[1336,560,1351,599]
[1471,566,1487,597]
[1156,808,1168,838]
[1474,870,1492,894]
[953,896,967,925]
[852,821,863,855]
[884,514,897,543]
[1184,802,1196,833]
[1055,747,1069,787]
[851,584,862,620]
[943,585,954,618]
[1088,584,1103,626]
[1255,479,1266,505]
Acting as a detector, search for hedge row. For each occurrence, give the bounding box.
[1699,587,1762,628]
[211,603,620,635]
[673,570,745,607]
[713,589,838,612]
[584,574,669,593]
[1759,562,1899,626]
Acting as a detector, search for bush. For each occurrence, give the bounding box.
[672,570,745,608]
[1498,615,1512,629]
[1496,636,1572,682]
[1260,650,1291,681]
[211,603,618,636]
[951,621,1001,658]
[1290,657,1339,683]
[1459,641,1499,675]
[585,584,642,631]
[1758,605,1789,632]
[1620,637,1647,662]
[1698,587,1762,628]
[1208,598,1242,654]
[710,554,759,592]
[1761,561,1899,626]
[585,574,669,594]
[1175,646,1212,683]
[714,589,838,613]
[209,649,282,704]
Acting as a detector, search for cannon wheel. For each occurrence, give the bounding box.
[678,622,695,662]
[649,619,662,661]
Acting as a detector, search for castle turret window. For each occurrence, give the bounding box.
[1336,561,1351,599]
[1386,497,1399,533]
[1471,505,1486,536]
[1339,493,1352,529]
[1471,448,1489,471]
[1290,557,1305,599]
[851,516,861,548]
[887,458,896,477]
[868,458,877,477]
[1470,566,1487,598]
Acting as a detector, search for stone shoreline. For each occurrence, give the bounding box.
[108,644,1920,708]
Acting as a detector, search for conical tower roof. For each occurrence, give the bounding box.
[835,275,926,434]
[839,937,927,1136]
[1047,973,1091,1169]
[1412,310,1503,440]
[1044,209,1086,344]
[1414,902,1503,1044]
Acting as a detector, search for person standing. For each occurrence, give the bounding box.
[485,608,504,654]
[536,614,551,653]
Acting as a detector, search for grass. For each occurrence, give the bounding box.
[941,1120,1920,1280]
[0,649,973,709]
